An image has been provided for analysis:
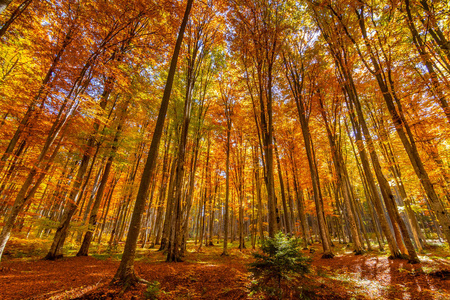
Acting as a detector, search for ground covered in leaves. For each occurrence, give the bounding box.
[1,238,449,299]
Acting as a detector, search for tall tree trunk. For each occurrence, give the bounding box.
[152,130,173,246]
[159,157,177,251]
[221,113,231,256]
[289,148,310,249]
[113,0,192,284]
[96,174,119,245]
[0,0,33,37]
[274,136,291,234]
[252,145,265,243]
[208,176,218,246]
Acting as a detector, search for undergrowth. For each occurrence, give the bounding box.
[248,232,311,299]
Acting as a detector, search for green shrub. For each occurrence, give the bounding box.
[249,232,311,299]
[144,281,161,300]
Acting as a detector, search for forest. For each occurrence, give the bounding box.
[0,0,449,299]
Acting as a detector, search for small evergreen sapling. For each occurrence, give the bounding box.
[249,232,311,299]
[144,281,162,300]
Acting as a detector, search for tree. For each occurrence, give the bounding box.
[167,1,216,262]
[112,0,193,286]
[219,71,234,256]
[282,36,334,258]
[249,232,311,299]
[229,0,290,237]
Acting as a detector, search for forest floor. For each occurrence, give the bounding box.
[0,237,450,299]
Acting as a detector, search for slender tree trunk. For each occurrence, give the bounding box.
[252,146,264,242]
[152,132,173,246]
[159,159,177,251]
[0,0,32,37]
[290,154,310,249]
[222,112,231,256]
[274,137,291,234]
[208,175,217,246]
[96,175,118,245]
[113,0,192,284]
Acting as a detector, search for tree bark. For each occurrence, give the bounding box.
[221,107,231,256]
[0,0,32,37]
[113,0,192,284]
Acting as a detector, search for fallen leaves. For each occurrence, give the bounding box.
[0,242,449,299]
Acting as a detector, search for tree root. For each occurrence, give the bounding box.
[354,250,365,255]
[408,258,420,264]
[43,253,63,260]
[111,270,149,293]
[321,252,335,259]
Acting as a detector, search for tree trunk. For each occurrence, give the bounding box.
[159,158,177,251]
[274,136,291,234]
[96,174,118,245]
[113,0,192,284]
[290,149,310,249]
[0,0,32,37]
[222,112,231,256]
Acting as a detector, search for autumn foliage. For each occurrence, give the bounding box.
[0,0,450,298]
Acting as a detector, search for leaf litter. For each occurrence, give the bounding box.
[0,240,449,300]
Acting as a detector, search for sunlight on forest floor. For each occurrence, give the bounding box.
[1,238,449,299]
